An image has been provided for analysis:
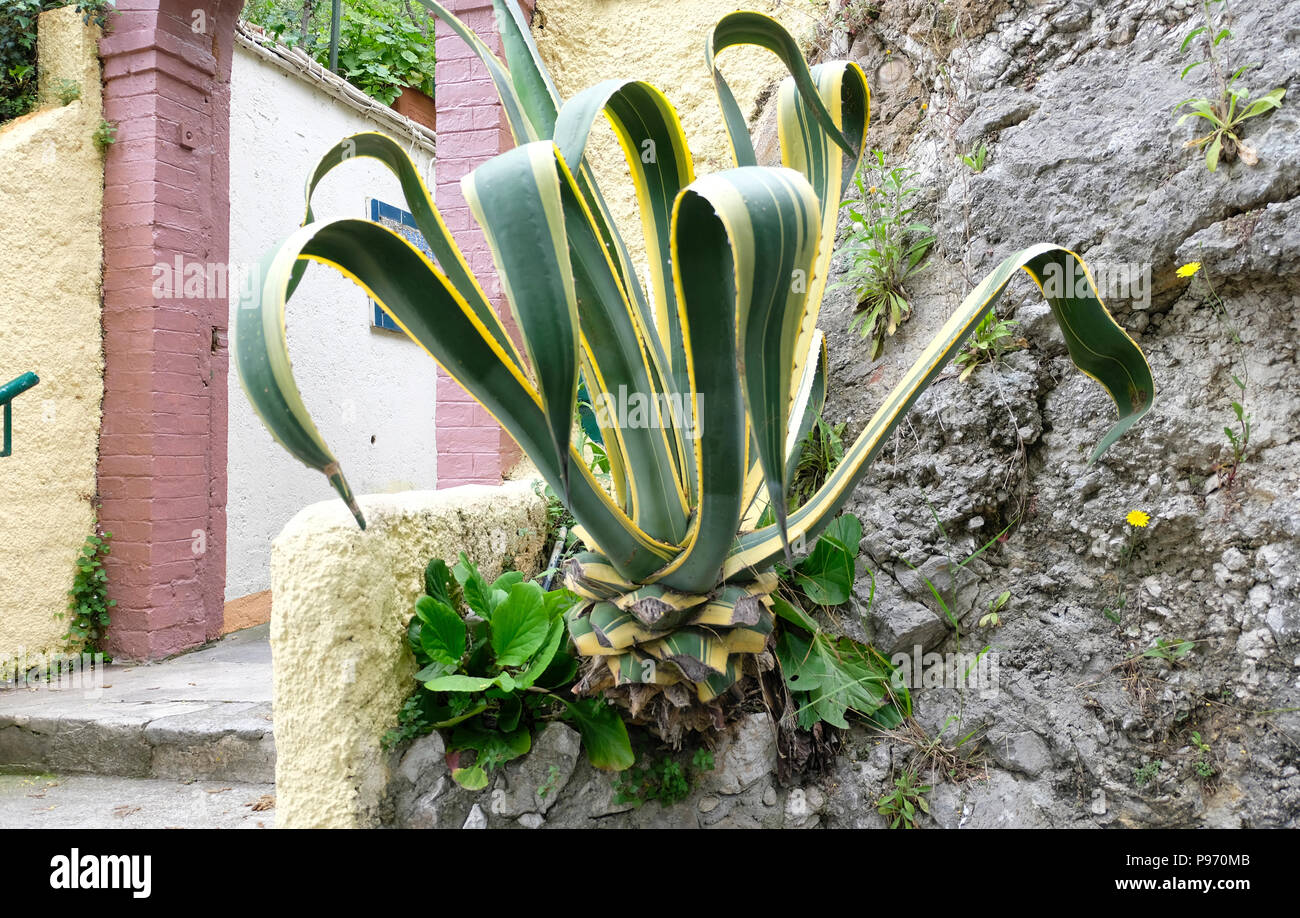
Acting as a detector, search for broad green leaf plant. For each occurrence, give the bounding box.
[1174,0,1286,172]
[236,1,1155,720]
[391,554,632,788]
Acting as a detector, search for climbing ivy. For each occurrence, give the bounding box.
[62,527,114,653]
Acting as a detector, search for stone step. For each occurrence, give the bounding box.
[0,772,275,828]
[0,625,274,784]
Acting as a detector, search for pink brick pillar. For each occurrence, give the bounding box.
[97,0,240,659]
[433,0,532,487]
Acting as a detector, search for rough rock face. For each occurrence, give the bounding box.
[391,0,1299,829]
[815,0,1300,828]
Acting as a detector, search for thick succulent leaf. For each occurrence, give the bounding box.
[299,132,522,374]
[422,0,657,423]
[783,329,830,489]
[490,0,561,138]
[647,174,749,594]
[731,170,821,550]
[563,552,636,601]
[741,329,827,528]
[545,134,690,542]
[233,217,675,581]
[776,62,869,421]
[463,142,581,489]
[571,601,657,656]
[690,576,777,627]
[412,0,537,144]
[725,244,1156,580]
[555,80,695,405]
[654,167,820,593]
[707,11,857,169]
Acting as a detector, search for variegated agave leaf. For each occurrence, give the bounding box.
[235,1,1155,715]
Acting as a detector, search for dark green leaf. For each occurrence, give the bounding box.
[563,698,634,771]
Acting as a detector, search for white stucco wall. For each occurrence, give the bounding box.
[226,42,440,601]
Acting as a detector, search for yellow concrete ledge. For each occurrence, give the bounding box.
[269,482,548,828]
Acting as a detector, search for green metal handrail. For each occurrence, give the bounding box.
[0,372,39,458]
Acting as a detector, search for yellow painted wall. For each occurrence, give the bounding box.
[0,8,105,659]
[532,0,825,269]
[271,483,546,827]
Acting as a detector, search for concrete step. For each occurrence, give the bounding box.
[0,772,274,828]
[0,625,274,784]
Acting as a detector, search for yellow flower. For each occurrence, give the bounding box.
[1126,510,1150,528]
[1177,262,1202,278]
[868,185,878,194]
[885,49,892,54]
[921,102,928,110]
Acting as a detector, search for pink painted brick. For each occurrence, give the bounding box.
[438,452,475,479]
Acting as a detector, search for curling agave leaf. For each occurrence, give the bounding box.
[555,79,695,413]
[725,243,1155,581]
[235,2,1155,714]
[708,11,857,168]
[462,142,581,489]
[234,213,676,581]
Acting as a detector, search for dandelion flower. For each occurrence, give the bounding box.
[921,102,928,110]
[1177,262,1201,278]
[868,185,878,194]
[1126,509,1150,528]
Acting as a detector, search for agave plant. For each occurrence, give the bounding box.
[236,1,1154,724]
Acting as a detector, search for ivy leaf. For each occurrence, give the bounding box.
[489,582,549,667]
[563,698,634,771]
[777,629,897,730]
[771,594,820,633]
[414,596,466,666]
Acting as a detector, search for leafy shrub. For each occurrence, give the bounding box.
[786,416,845,512]
[613,748,715,808]
[242,0,436,106]
[386,553,633,789]
[1174,0,1285,172]
[0,1,109,124]
[877,770,931,828]
[62,528,114,652]
[833,150,936,360]
[954,310,1026,381]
